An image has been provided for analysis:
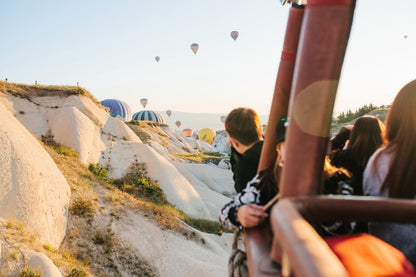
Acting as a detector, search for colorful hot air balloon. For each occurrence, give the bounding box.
[182,128,193,137]
[220,115,227,123]
[101,99,132,122]
[175,120,181,128]
[190,43,199,54]
[132,110,166,124]
[140,98,148,108]
[166,110,172,117]
[230,31,239,41]
[155,56,160,62]
[198,128,216,144]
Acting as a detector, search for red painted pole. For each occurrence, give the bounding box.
[257,5,305,173]
[279,0,356,198]
[244,5,305,276]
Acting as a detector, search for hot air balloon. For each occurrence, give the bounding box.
[140,98,148,108]
[155,56,160,62]
[404,35,408,39]
[220,115,227,123]
[198,128,216,144]
[190,43,199,54]
[101,99,132,122]
[175,120,181,128]
[132,110,166,124]
[230,31,239,41]
[182,128,193,137]
[166,110,172,117]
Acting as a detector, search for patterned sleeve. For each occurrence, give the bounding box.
[219,174,262,230]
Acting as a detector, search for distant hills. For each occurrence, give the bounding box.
[160,107,389,137]
[159,110,269,132]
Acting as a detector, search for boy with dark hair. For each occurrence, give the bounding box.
[225,107,263,193]
[220,116,286,230]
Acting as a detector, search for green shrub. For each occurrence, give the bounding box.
[67,268,88,277]
[6,219,14,229]
[88,163,108,178]
[6,218,24,230]
[116,176,166,204]
[173,150,225,165]
[126,123,152,144]
[334,103,387,124]
[114,163,167,204]
[88,163,112,183]
[43,242,56,253]
[92,230,113,254]
[184,218,223,234]
[137,177,166,203]
[41,135,79,157]
[70,198,94,216]
[10,251,19,260]
[18,268,41,277]
[93,230,112,246]
[55,146,79,158]
[41,134,60,148]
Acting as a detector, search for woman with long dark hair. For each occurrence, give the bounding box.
[363,79,416,261]
[330,115,386,195]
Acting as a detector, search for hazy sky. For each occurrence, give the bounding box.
[1,0,415,118]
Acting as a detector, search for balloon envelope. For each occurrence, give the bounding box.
[175,120,181,128]
[101,99,132,122]
[166,110,172,117]
[198,128,216,144]
[182,128,193,137]
[190,43,199,54]
[220,115,227,123]
[230,31,239,41]
[132,110,166,124]
[140,98,148,108]
[155,56,160,62]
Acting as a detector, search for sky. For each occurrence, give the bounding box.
[1,0,415,123]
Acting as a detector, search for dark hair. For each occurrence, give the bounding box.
[330,125,353,151]
[329,115,385,196]
[381,79,416,198]
[348,115,386,169]
[225,107,262,145]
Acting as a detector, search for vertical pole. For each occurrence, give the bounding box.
[279,0,356,198]
[244,5,305,277]
[257,4,305,174]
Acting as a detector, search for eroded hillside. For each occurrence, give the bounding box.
[0,82,234,276]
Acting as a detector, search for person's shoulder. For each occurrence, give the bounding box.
[254,140,263,150]
[363,146,390,196]
[254,140,264,150]
[250,140,263,148]
[243,140,263,156]
[366,147,390,169]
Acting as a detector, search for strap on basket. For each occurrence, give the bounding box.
[232,229,241,250]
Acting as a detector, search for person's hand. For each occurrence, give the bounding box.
[237,204,268,228]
